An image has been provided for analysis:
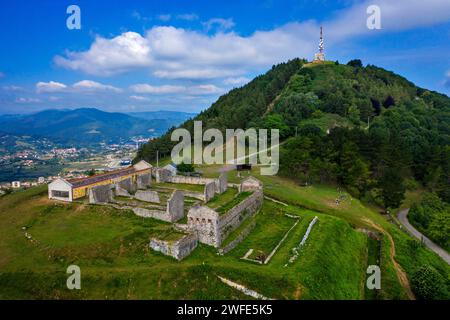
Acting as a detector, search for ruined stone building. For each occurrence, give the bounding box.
[47,160,152,202]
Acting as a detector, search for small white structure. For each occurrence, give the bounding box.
[134,160,152,171]
[48,178,73,202]
[37,177,45,184]
[11,181,21,189]
[163,163,177,176]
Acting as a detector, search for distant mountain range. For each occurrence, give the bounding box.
[0,108,195,146]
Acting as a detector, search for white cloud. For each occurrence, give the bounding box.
[130,84,186,94]
[54,0,450,81]
[2,85,24,91]
[223,77,251,86]
[202,18,235,31]
[177,13,199,21]
[157,14,171,22]
[36,81,67,93]
[36,80,122,94]
[15,97,41,103]
[188,84,223,95]
[54,32,152,76]
[72,80,122,92]
[129,95,150,101]
[130,83,223,95]
[54,24,316,79]
[444,70,450,88]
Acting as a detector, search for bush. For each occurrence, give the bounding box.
[411,266,448,300]
[177,162,194,173]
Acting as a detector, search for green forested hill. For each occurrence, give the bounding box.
[135,59,450,211]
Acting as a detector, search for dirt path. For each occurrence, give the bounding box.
[363,218,415,300]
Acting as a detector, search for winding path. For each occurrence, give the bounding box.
[397,209,450,265]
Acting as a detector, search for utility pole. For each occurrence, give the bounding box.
[156,150,159,168]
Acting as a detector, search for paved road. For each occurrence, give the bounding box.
[397,209,450,265]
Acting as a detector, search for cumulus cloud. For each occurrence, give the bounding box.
[223,77,251,86]
[130,83,223,95]
[3,85,24,91]
[36,80,122,93]
[72,80,122,92]
[177,13,199,21]
[158,14,172,22]
[130,84,186,94]
[202,18,235,31]
[36,81,67,93]
[54,23,316,79]
[444,70,450,88]
[129,95,151,101]
[54,32,152,76]
[15,97,41,103]
[54,0,450,81]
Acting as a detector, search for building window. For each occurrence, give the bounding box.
[52,190,69,198]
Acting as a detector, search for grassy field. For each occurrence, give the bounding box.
[223,168,450,299]
[0,182,377,300]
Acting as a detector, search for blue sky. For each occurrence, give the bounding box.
[0,0,449,114]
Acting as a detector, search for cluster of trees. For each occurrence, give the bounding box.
[268,62,449,210]
[409,193,450,251]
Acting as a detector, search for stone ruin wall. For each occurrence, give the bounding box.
[204,181,216,202]
[166,190,185,222]
[187,189,263,248]
[89,184,113,204]
[217,173,228,194]
[136,172,151,189]
[239,178,263,192]
[218,219,256,255]
[149,233,198,261]
[187,206,220,247]
[168,175,215,185]
[134,190,160,203]
[217,189,263,244]
[154,168,172,183]
[115,185,131,197]
[116,177,136,194]
[168,174,228,194]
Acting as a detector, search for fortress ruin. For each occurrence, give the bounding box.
[48,162,264,260]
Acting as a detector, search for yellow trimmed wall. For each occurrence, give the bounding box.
[72,169,150,199]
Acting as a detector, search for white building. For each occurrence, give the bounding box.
[38,177,45,184]
[48,178,73,202]
[11,181,21,189]
[163,163,178,176]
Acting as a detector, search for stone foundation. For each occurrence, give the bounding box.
[149,233,198,261]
